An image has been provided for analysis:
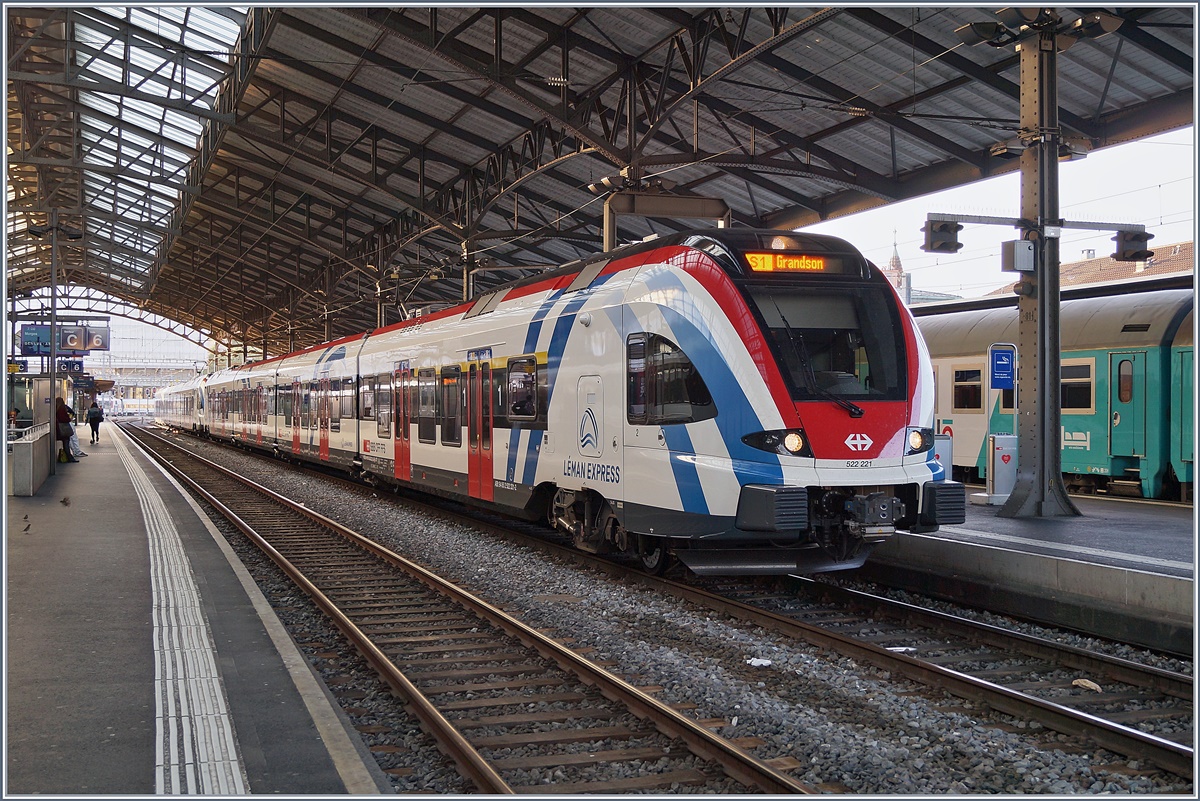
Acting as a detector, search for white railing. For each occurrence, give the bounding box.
[7,422,49,443]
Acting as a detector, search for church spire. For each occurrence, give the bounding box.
[882,228,911,305]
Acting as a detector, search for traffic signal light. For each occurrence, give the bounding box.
[1111,229,1154,262]
[922,220,964,253]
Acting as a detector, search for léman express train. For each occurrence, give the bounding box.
[156,229,967,576]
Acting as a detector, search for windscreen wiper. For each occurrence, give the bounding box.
[771,300,865,418]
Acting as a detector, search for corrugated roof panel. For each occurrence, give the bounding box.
[7,5,1192,354]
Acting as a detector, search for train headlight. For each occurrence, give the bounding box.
[742,429,813,457]
[783,432,805,454]
[906,427,934,455]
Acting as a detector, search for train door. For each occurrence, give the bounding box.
[1109,352,1146,457]
[318,377,331,460]
[1175,350,1194,469]
[394,365,412,482]
[256,385,266,445]
[291,378,302,454]
[467,359,494,501]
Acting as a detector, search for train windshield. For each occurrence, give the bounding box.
[745,285,907,402]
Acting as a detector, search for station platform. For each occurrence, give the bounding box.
[5,424,389,795]
[865,494,1194,654]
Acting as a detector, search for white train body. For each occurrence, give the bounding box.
[158,230,964,575]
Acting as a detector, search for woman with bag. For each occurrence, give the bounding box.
[86,402,103,444]
[55,397,77,463]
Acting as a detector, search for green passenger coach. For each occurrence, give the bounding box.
[916,284,1193,501]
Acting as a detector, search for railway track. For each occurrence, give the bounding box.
[685,575,1194,779]
[126,425,815,794]
[139,424,1194,781]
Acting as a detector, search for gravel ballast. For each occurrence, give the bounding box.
[171,433,1193,794]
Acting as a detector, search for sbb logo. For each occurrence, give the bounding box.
[844,433,873,452]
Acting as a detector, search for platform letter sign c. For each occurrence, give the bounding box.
[59,326,85,351]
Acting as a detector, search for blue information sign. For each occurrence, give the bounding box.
[990,347,1015,390]
[20,324,88,357]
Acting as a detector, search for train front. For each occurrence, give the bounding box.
[669,230,965,575]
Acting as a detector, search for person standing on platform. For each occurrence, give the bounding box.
[86,402,103,444]
[67,406,87,458]
[55,397,77,463]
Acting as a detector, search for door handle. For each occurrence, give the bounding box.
[1112,412,1120,426]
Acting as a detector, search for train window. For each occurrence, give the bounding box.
[952,369,983,411]
[417,369,437,443]
[340,379,355,422]
[468,365,479,446]
[507,358,537,420]
[397,373,411,441]
[360,379,375,420]
[1117,360,1133,403]
[746,285,904,402]
[627,333,716,425]
[376,375,392,439]
[1061,361,1094,412]
[279,385,291,425]
[329,381,341,433]
[301,385,312,429]
[441,366,462,446]
[482,366,492,451]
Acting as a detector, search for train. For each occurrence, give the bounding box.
[156,228,966,576]
[915,280,1193,501]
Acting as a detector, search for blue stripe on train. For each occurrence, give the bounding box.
[521,293,590,485]
[504,292,561,483]
[620,265,785,514]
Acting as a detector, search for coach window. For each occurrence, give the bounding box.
[507,358,537,420]
[441,366,462,446]
[1061,360,1094,413]
[360,378,375,420]
[341,379,355,422]
[1118,360,1133,403]
[375,375,393,439]
[301,385,312,429]
[952,368,983,412]
[417,368,438,443]
[329,380,341,433]
[626,333,716,424]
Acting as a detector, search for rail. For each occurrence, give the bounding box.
[129,424,817,794]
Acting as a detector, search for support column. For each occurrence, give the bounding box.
[1000,29,1080,518]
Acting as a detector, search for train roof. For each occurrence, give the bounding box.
[911,273,1193,317]
[917,288,1194,357]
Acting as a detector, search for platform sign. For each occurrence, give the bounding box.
[990,345,1016,390]
[57,360,84,373]
[86,326,110,351]
[59,326,87,351]
[20,324,87,356]
[20,325,50,356]
[7,359,28,373]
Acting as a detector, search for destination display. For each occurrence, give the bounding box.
[744,252,850,274]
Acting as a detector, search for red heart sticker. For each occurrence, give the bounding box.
[1001,454,1012,464]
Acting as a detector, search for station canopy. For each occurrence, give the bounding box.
[7,6,1193,357]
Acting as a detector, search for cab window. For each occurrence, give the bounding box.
[627,333,716,425]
